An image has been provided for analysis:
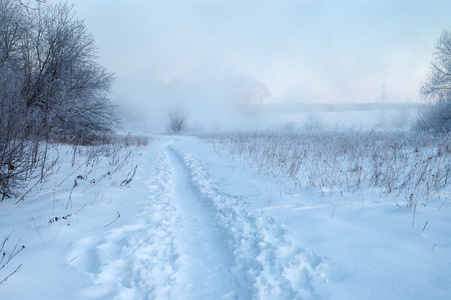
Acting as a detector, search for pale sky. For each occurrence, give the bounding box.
[47,0,451,104]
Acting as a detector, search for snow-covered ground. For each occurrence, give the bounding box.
[0,135,450,299]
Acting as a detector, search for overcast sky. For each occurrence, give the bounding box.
[47,0,451,104]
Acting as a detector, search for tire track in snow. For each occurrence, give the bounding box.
[171,143,326,300]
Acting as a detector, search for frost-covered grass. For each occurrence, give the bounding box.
[203,130,451,225]
[0,134,152,293]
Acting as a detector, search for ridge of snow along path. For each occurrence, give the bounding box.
[168,142,326,299]
[69,142,181,299]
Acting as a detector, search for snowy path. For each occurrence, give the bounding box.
[168,141,324,299]
[166,144,238,299]
[0,137,327,299]
[66,138,324,299]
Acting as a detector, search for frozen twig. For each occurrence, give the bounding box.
[0,264,22,284]
[31,215,45,246]
[103,212,120,227]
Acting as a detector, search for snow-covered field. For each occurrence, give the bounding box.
[0,135,450,299]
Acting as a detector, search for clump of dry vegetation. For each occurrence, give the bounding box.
[203,130,451,225]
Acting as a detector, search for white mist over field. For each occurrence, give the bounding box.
[113,75,418,132]
[113,77,252,132]
[45,0,451,132]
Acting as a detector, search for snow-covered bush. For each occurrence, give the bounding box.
[0,0,119,199]
[0,0,118,142]
[413,101,451,134]
[414,29,451,134]
[0,60,42,200]
[166,107,188,134]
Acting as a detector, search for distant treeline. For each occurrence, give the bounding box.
[259,103,421,113]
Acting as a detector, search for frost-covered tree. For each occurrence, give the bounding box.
[227,76,270,117]
[303,112,324,131]
[414,29,451,133]
[1,1,119,142]
[229,77,271,106]
[0,0,26,65]
[0,0,118,199]
[0,0,37,200]
[21,3,118,142]
[166,107,188,134]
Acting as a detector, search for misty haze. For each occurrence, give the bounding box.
[1,1,450,299]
